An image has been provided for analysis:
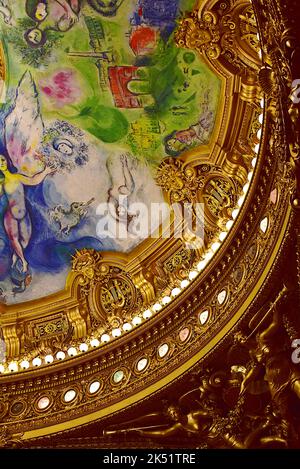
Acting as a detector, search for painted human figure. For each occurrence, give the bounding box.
[107,153,138,234]
[24,0,125,47]
[24,0,82,46]
[0,155,53,279]
[164,91,214,156]
[164,110,214,156]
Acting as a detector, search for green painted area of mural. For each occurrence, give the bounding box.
[1,0,220,165]
[76,102,130,143]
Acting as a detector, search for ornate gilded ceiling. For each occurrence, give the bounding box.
[0,0,299,449]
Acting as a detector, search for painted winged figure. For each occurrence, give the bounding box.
[1,71,54,292]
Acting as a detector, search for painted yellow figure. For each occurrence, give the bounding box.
[0,155,53,277]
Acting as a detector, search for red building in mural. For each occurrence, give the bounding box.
[108,66,142,108]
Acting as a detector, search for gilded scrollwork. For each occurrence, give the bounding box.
[72,249,104,292]
[176,9,222,60]
[156,158,238,234]
[156,158,205,205]
[175,0,261,74]
[72,249,144,327]
[0,426,23,448]
[253,0,300,209]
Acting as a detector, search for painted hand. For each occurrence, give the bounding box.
[45,166,56,176]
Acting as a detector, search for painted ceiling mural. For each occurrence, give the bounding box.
[0,0,220,304]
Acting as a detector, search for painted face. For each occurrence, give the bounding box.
[28,28,43,45]
[0,156,7,171]
[57,143,73,155]
[35,3,48,20]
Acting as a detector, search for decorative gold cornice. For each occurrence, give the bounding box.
[175,0,261,73]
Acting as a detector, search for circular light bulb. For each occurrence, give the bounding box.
[171,287,181,296]
[162,296,171,304]
[44,355,54,364]
[20,360,30,370]
[189,270,198,280]
[90,339,100,348]
[211,242,221,253]
[181,279,189,289]
[32,357,42,367]
[79,343,88,352]
[56,351,65,361]
[132,316,142,326]
[67,347,77,357]
[101,334,110,343]
[143,309,152,319]
[219,232,227,242]
[8,362,18,372]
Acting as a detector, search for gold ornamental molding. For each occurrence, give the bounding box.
[17,200,294,440]
[0,102,291,438]
[175,0,261,73]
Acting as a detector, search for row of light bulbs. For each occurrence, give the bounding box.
[0,100,264,375]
